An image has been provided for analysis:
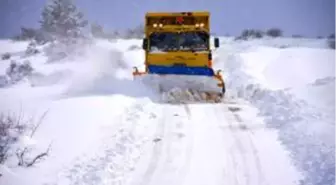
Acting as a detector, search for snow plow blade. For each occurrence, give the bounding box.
[133,67,225,104]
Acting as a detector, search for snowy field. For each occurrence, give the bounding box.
[0,37,334,185]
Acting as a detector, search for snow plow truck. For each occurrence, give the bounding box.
[132,11,225,103]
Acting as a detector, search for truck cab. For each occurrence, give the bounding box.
[133,11,225,98]
[139,12,220,76]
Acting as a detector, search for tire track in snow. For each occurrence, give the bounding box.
[212,104,249,185]
[179,104,236,185]
[225,105,267,185]
[174,104,194,185]
[134,104,194,185]
[228,106,254,185]
[218,101,300,185]
[137,105,168,185]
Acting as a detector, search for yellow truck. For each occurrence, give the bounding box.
[133,11,225,102]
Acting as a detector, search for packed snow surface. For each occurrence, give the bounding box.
[0,37,334,185]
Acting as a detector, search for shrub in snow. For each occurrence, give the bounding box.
[236,29,264,40]
[0,112,51,177]
[25,41,40,56]
[328,33,335,39]
[0,76,9,87]
[327,34,335,49]
[254,30,263,38]
[327,39,335,49]
[266,28,283,37]
[312,76,335,86]
[6,60,34,84]
[128,44,141,51]
[1,53,11,60]
[279,45,289,49]
[0,114,27,165]
[240,29,251,40]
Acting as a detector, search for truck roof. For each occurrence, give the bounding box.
[146,11,210,17]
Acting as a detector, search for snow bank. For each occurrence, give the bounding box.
[221,45,335,185]
[239,47,335,90]
[226,37,331,49]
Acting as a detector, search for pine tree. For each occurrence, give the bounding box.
[40,0,88,40]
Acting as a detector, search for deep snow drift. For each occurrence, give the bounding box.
[218,41,335,185]
[0,37,334,185]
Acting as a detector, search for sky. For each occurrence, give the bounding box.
[0,0,334,38]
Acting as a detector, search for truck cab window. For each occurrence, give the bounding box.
[149,31,209,52]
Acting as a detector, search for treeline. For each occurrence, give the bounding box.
[14,0,144,44]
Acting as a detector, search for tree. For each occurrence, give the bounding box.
[328,40,335,49]
[266,28,283,37]
[328,33,335,39]
[39,0,88,40]
[327,33,335,49]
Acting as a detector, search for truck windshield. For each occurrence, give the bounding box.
[149,31,209,52]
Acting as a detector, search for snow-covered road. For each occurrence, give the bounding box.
[127,100,301,185]
[55,99,301,185]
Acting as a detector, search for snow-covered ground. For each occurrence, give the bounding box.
[0,37,334,185]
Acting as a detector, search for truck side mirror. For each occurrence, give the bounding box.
[142,38,148,50]
[214,37,220,48]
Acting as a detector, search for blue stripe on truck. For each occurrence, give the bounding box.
[148,65,215,76]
